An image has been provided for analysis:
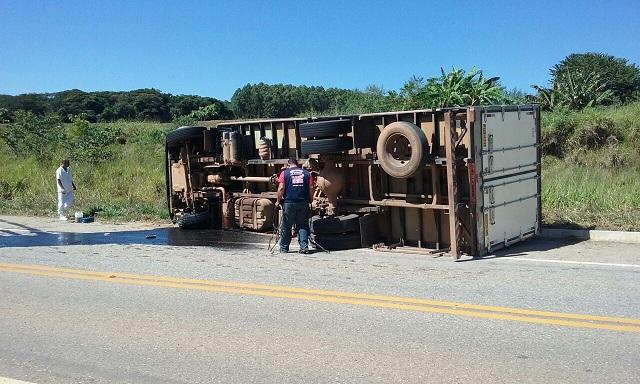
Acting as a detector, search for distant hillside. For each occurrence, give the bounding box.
[0,89,232,123]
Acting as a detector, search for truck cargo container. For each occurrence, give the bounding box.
[165,105,541,259]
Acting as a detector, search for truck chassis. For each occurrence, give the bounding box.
[166,105,541,259]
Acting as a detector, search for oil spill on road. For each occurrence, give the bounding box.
[0,226,270,249]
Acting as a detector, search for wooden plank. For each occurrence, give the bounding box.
[444,112,461,259]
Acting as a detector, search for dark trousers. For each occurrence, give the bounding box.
[280,201,309,251]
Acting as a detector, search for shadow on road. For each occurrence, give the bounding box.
[0,218,270,248]
[463,237,585,262]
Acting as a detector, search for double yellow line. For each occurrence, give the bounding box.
[1,262,639,333]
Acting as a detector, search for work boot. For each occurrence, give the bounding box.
[299,248,310,254]
[279,248,289,254]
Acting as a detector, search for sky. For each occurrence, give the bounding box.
[0,0,638,100]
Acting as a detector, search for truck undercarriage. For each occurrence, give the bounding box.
[166,105,541,259]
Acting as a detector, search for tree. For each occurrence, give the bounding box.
[419,67,505,108]
[504,88,532,104]
[398,76,426,110]
[0,111,63,158]
[533,69,614,110]
[231,83,343,118]
[130,89,171,121]
[551,53,640,104]
[0,107,11,123]
[11,93,50,115]
[66,114,123,163]
[169,95,219,119]
[51,89,106,122]
[188,102,234,121]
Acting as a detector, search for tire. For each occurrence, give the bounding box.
[311,232,361,251]
[299,120,352,138]
[177,211,210,229]
[166,126,206,146]
[310,214,360,235]
[301,137,353,155]
[376,121,428,179]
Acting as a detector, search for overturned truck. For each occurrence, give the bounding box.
[165,105,541,259]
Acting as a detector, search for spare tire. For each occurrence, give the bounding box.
[299,120,352,138]
[301,137,353,155]
[376,121,428,179]
[310,214,360,235]
[311,232,361,251]
[166,126,206,146]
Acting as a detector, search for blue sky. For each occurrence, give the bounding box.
[0,0,638,100]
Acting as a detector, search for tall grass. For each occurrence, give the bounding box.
[0,121,173,221]
[541,101,640,229]
[541,102,640,155]
[542,157,640,230]
[1,102,640,229]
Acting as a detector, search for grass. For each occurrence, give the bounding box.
[540,101,640,230]
[0,121,173,221]
[542,157,640,230]
[1,102,640,229]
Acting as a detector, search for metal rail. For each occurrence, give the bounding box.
[482,193,539,212]
[482,143,539,154]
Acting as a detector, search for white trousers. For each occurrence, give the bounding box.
[57,192,74,216]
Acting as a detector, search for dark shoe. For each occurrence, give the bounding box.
[299,248,310,254]
[279,248,289,254]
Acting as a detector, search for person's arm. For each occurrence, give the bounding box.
[56,169,65,192]
[276,172,285,207]
[277,183,284,207]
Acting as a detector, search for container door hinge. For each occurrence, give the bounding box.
[484,155,494,174]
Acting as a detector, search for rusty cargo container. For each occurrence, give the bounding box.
[165,105,541,259]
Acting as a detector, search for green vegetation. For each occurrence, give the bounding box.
[232,68,508,118]
[2,102,638,228]
[532,53,640,110]
[1,52,639,229]
[543,158,640,230]
[0,119,171,221]
[0,89,232,123]
[541,102,640,229]
[392,67,504,109]
[1,67,510,122]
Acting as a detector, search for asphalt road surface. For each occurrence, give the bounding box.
[0,215,639,384]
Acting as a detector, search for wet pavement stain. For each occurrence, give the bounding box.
[0,226,272,249]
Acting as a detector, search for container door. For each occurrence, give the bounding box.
[481,108,538,179]
[478,106,541,253]
[482,172,539,251]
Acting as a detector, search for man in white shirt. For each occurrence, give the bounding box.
[56,159,76,221]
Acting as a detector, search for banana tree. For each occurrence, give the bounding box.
[419,67,505,108]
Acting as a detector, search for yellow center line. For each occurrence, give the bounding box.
[1,262,639,333]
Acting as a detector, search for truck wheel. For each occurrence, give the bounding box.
[310,214,360,235]
[177,211,210,229]
[166,126,206,146]
[298,120,352,138]
[376,121,428,179]
[311,232,361,251]
[301,137,353,155]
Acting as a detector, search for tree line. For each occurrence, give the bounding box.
[1,53,638,124]
[0,89,233,123]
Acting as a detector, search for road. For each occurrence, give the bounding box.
[0,215,639,383]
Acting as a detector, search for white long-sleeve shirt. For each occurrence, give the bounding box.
[56,166,73,193]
